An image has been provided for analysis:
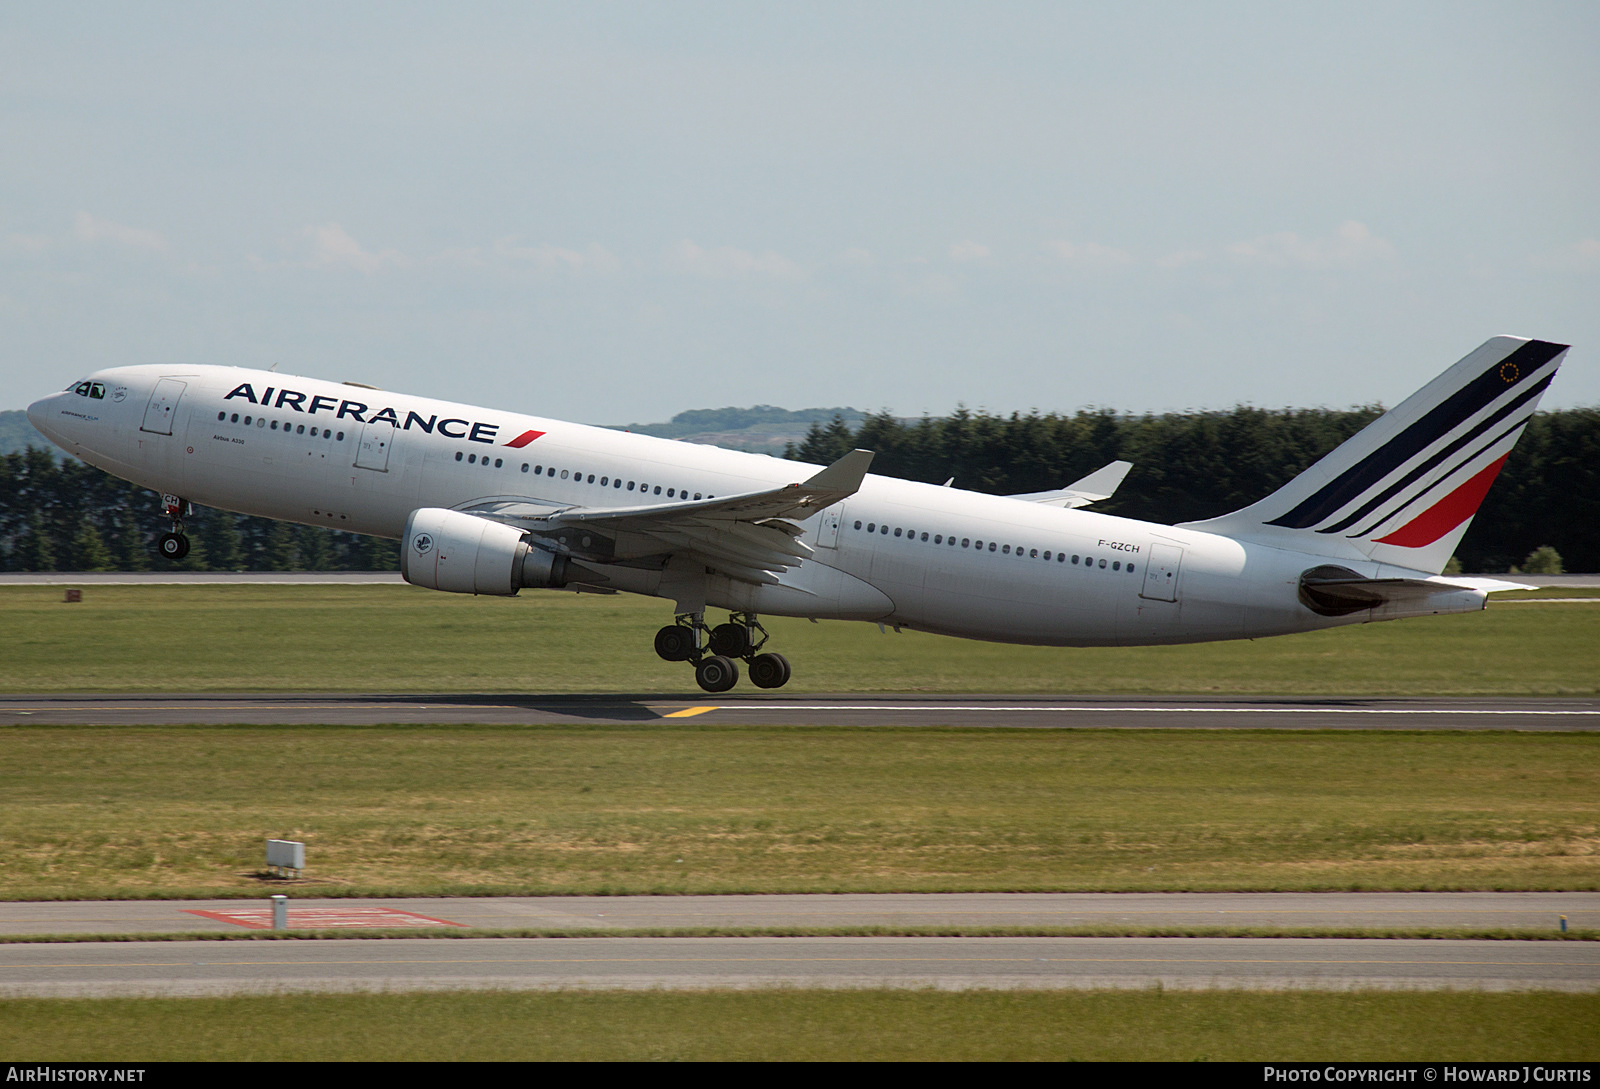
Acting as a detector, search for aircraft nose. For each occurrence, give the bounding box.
[26,392,64,443]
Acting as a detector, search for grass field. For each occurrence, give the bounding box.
[3,725,1594,898]
[4,587,1595,1058]
[3,990,1593,1061]
[0,584,1597,695]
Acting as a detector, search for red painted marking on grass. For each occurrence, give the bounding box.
[183,907,463,929]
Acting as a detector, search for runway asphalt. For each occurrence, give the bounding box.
[3,892,1595,937]
[5,692,1599,729]
[1,935,1594,996]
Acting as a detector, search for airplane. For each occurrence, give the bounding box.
[26,335,1567,692]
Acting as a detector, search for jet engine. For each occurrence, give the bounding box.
[400,507,571,595]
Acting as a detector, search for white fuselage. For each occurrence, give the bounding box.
[28,364,1482,646]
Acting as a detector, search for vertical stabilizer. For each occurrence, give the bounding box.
[1179,336,1568,574]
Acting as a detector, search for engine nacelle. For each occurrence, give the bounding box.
[400,507,571,595]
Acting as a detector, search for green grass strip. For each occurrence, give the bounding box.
[2,990,1594,1060]
[3,584,1597,695]
[4,724,1597,897]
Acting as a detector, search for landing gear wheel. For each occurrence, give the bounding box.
[709,622,753,658]
[157,532,190,561]
[654,625,696,662]
[748,652,791,690]
[694,655,740,693]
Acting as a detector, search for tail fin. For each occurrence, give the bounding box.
[1180,336,1568,574]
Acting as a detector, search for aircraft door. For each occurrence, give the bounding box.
[1140,543,1183,602]
[140,379,187,435]
[816,503,844,549]
[355,422,393,471]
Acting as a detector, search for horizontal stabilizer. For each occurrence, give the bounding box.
[1009,460,1132,508]
[1298,564,1494,619]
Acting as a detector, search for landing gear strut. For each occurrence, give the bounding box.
[154,493,191,561]
[654,611,792,692]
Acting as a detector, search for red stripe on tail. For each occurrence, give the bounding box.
[1373,455,1508,548]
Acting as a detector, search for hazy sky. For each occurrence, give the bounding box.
[3,2,1597,423]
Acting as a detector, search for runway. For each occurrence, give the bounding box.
[3,892,1595,936]
[5,692,1599,729]
[1,935,1593,996]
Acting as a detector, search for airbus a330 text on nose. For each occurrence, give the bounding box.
[28,336,1567,691]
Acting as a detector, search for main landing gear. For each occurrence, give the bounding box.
[154,493,191,561]
[654,611,792,693]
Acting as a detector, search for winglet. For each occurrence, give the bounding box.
[1062,460,1132,503]
[1008,460,1133,508]
[801,449,874,498]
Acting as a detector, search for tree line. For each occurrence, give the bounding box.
[786,406,1599,573]
[0,447,399,573]
[1,403,1594,572]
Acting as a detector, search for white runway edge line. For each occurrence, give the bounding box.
[699,705,1600,716]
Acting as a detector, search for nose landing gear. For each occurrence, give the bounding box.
[654,611,792,692]
[154,493,192,561]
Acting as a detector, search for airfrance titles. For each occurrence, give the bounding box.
[224,383,503,444]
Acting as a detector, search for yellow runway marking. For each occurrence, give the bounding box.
[661,706,718,718]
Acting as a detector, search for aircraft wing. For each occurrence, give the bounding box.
[1008,460,1132,508]
[460,449,874,586]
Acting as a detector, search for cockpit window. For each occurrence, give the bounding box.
[73,381,91,396]
[89,382,105,399]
